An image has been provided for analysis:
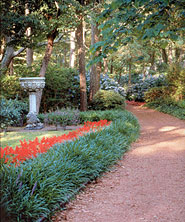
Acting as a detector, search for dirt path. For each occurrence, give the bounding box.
[52,105,185,222]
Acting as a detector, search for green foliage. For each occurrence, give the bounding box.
[92,0,185,58]
[41,66,80,112]
[79,109,126,123]
[91,90,125,110]
[1,110,139,221]
[0,74,24,100]
[0,98,28,131]
[38,108,80,128]
[0,0,42,48]
[146,98,185,120]
[166,63,185,100]
[144,86,172,103]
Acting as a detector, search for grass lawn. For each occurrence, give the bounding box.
[0,130,72,149]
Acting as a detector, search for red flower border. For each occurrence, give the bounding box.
[1,120,111,164]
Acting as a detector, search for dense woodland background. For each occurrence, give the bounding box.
[0,0,184,113]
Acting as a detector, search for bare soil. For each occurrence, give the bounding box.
[51,104,185,222]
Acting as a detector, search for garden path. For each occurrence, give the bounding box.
[52,104,185,222]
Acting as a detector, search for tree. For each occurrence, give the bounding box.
[69,31,76,68]
[89,21,101,102]
[0,0,41,75]
[76,14,87,111]
[92,0,185,59]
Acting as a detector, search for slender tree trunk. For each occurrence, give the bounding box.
[168,44,173,64]
[40,32,57,76]
[0,37,6,62]
[162,48,168,64]
[128,59,132,87]
[0,46,14,73]
[0,37,14,74]
[175,47,181,63]
[95,24,101,93]
[9,59,14,75]
[25,4,33,67]
[69,31,76,68]
[0,36,25,75]
[26,47,33,67]
[110,59,113,74]
[89,23,101,102]
[76,16,87,111]
[150,51,155,70]
[36,30,58,113]
[103,58,108,74]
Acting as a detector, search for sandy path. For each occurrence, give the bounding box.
[52,105,185,222]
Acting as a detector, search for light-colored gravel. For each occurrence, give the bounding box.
[52,105,185,222]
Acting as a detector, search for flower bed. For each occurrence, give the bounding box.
[1,120,111,164]
[0,110,139,222]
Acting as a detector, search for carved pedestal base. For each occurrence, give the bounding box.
[25,112,44,130]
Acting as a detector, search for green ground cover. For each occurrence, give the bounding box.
[146,99,185,120]
[0,110,140,222]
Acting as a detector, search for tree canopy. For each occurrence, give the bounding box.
[90,0,185,60]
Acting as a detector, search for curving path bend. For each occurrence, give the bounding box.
[52,105,185,222]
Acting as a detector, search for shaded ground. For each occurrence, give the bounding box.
[52,104,185,222]
[4,125,83,132]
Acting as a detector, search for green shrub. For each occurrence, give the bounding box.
[166,63,185,100]
[144,86,172,103]
[0,66,38,100]
[0,75,24,100]
[0,110,139,221]
[79,109,125,123]
[91,90,125,110]
[38,108,80,129]
[0,98,28,131]
[41,66,80,112]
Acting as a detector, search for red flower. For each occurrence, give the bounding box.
[1,120,111,164]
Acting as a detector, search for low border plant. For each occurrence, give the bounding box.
[145,98,185,120]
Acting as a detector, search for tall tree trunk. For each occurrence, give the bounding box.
[95,24,101,94]
[175,47,181,63]
[25,4,33,67]
[89,23,101,102]
[0,36,25,75]
[9,59,14,75]
[0,37,6,62]
[150,50,155,70]
[162,48,168,64]
[40,31,57,76]
[76,16,87,111]
[36,30,58,113]
[69,31,76,68]
[26,47,33,67]
[128,59,132,87]
[0,37,14,74]
[103,58,108,74]
[168,44,173,64]
[110,59,113,74]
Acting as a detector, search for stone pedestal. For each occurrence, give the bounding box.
[19,77,45,130]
